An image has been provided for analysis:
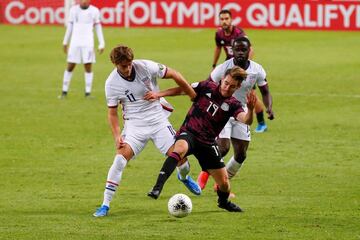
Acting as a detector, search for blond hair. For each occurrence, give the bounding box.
[224,66,247,83]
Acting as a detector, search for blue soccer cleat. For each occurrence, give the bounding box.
[255,123,267,133]
[177,173,201,195]
[93,205,109,217]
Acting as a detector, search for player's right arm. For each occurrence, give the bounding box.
[212,46,221,68]
[213,32,222,68]
[107,107,125,150]
[235,91,257,125]
[106,79,124,150]
[62,7,74,54]
[62,23,73,54]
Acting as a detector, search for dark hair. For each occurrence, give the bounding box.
[233,36,251,47]
[110,45,134,64]
[224,66,247,82]
[219,9,232,17]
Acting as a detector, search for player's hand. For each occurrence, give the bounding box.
[144,91,159,101]
[115,136,126,149]
[98,48,104,54]
[246,91,257,111]
[266,108,275,120]
[63,45,68,54]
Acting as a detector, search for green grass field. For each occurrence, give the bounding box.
[0,25,359,239]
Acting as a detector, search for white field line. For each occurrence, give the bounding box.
[273,92,360,99]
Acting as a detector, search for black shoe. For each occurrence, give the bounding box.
[85,92,94,98]
[147,187,161,199]
[58,91,67,99]
[218,201,243,212]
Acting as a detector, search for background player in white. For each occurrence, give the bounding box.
[212,9,266,133]
[93,45,201,217]
[198,37,275,193]
[59,0,105,98]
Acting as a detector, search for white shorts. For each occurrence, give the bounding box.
[122,119,176,158]
[218,117,251,141]
[67,46,95,64]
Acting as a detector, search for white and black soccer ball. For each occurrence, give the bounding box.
[167,193,192,218]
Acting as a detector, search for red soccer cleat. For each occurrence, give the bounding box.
[197,171,210,190]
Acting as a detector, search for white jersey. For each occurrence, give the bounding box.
[105,60,169,126]
[66,5,101,48]
[211,59,267,107]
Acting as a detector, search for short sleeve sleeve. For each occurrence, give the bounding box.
[93,7,101,24]
[210,63,226,83]
[256,65,267,87]
[68,7,75,23]
[215,31,222,47]
[105,84,119,107]
[145,60,167,79]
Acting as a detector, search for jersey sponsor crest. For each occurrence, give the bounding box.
[221,102,229,111]
[158,63,165,71]
[140,77,151,90]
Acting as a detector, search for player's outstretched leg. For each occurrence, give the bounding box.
[93,154,128,217]
[197,171,210,190]
[177,161,201,195]
[148,152,180,199]
[217,190,243,212]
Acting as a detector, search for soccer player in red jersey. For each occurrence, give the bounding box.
[146,66,257,212]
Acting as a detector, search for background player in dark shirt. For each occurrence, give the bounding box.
[213,9,268,133]
[146,66,257,212]
[213,9,247,68]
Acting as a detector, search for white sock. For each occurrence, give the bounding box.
[102,154,128,207]
[177,161,190,180]
[85,72,93,94]
[62,70,73,92]
[226,156,242,180]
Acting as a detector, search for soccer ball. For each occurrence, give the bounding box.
[167,193,192,218]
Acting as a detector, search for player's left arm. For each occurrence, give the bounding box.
[144,87,184,101]
[164,68,196,100]
[94,8,105,54]
[258,82,274,120]
[236,91,257,125]
[95,23,105,54]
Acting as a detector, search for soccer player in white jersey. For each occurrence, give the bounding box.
[197,37,275,196]
[59,0,105,98]
[93,45,201,217]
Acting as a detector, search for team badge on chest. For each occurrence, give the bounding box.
[221,102,229,111]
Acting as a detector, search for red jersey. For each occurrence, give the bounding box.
[178,80,244,144]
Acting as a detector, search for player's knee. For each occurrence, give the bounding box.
[234,153,246,164]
